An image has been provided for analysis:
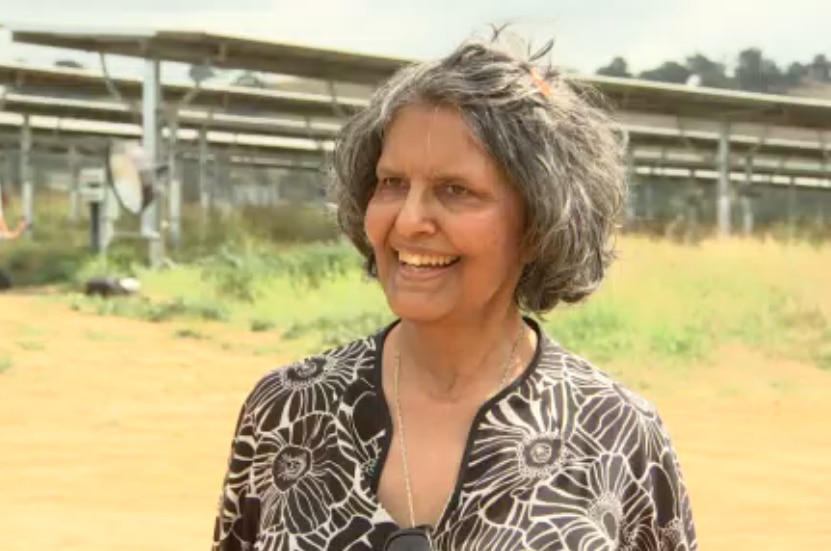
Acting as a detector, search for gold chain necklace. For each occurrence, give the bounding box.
[392,321,525,528]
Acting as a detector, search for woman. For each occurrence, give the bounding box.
[0,190,28,240]
[212,34,696,550]
[0,189,29,289]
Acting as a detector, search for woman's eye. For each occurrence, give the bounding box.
[377,177,405,189]
[444,183,472,197]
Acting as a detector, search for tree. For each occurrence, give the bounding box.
[785,62,809,87]
[596,57,631,78]
[734,48,785,93]
[685,54,732,89]
[593,48,829,95]
[639,61,691,84]
[810,54,830,81]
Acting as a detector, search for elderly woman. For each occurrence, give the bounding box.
[212,35,696,551]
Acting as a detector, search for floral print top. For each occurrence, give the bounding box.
[211,319,697,550]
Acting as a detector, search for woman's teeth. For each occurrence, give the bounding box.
[397,251,459,267]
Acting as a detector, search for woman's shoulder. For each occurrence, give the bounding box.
[536,332,666,433]
[532,333,683,475]
[241,331,382,416]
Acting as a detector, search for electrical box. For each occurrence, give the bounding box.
[79,167,107,204]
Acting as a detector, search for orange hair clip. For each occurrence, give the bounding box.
[529,68,552,98]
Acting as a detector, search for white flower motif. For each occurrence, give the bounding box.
[251,412,352,538]
[517,432,569,480]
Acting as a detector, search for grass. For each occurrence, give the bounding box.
[0,353,12,374]
[6,193,828,369]
[52,234,831,372]
[566,237,831,368]
[15,340,46,352]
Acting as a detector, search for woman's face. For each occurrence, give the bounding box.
[364,103,526,324]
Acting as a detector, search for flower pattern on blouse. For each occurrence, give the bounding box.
[212,320,697,550]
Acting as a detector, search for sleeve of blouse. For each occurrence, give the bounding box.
[211,398,260,551]
[640,413,698,551]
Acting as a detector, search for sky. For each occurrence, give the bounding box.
[0,0,829,80]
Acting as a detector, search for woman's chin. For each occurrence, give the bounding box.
[386,299,452,325]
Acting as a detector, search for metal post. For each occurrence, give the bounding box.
[89,201,103,253]
[142,59,164,267]
[20,115,33,236]
[198,126,210,212]
[167,118,181,250]
[68,145,81,223]
[742,155,754,235]
[822,144,829,229]
[624,149,636,228]
[687,169,699,231]
[0,146,4,219]
[0,145,5,217]
[217,150,228,209]
[717,121,732,238]
[788,176,796,238]
[2,146,13,201]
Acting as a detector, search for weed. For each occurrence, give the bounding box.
[0,353,12,374]
[175,328,210,340]
[250,319,276,332]
[16,340,45,352]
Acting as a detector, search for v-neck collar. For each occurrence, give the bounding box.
[365,316,546,532]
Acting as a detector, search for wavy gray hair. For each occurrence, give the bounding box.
[331,32,628,314]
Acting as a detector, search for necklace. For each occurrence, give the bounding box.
[392,320,525,528]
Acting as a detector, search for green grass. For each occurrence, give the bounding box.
[0,353,13,374]
[42,234,831,371]
[83,330,134,343]
[8,192,828,382]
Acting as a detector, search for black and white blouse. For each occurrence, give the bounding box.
[212,319,697,550]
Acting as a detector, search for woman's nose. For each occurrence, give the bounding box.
[393,184,436,236]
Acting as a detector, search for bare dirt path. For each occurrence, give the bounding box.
[0,294,829,549]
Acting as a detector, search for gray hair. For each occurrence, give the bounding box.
[331,31,628,314]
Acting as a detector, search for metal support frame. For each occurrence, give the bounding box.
[325,80,347,120]
[98,52,141,119]
[0,144,8,210]
[68,145,81,222]
[787,175,797,236]
[142,58,164,267]
[167,117,181,249]
[625,148,637,227]
[820,132,830,193]
[0,145,5,218]
[716,121,732,238]
[20,114,33,235]
[741,155,754,235]
[645,165,655,222]
[198,126,210,212]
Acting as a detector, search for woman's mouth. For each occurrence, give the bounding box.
[395,250,461,278]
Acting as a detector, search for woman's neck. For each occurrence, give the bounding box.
[393,307,530,402]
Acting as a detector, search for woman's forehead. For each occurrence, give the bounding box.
[379,104,491,172]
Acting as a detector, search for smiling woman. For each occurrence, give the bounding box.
[365,103,527,325]
[211,29,697,551]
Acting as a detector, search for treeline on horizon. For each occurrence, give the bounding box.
[595,49,830,95]
[51,45,831,97]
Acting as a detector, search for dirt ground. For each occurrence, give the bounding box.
[0,293,829,550]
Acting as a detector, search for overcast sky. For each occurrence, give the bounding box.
[1,0,829,78]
